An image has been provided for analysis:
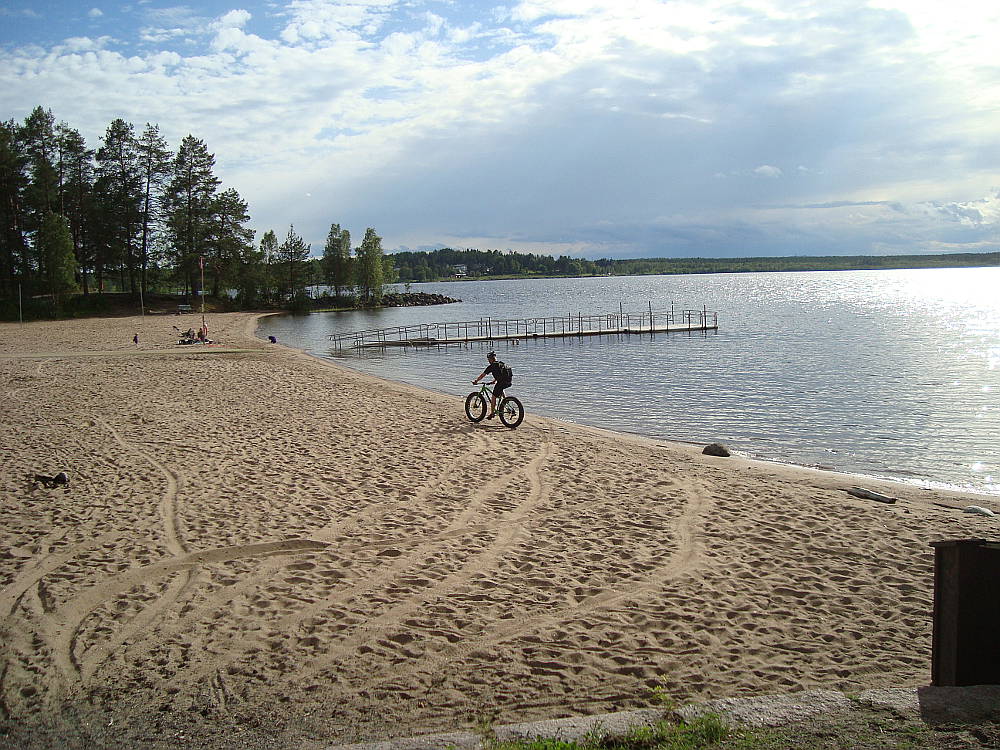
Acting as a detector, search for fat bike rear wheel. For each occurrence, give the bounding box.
[498,396,524,428]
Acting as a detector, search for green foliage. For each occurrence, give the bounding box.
[649,686,677,711]
[257,229,279,305]
[164,134,221,295]
[389,248,1000,282]
[484,714,730,750]
[37,211,78,313]
[208,187,255,296]
[382,254,398,285]
[322,222,353,296]
[276,224,310,303]
[135,122,173,293]
[355,226,385,303]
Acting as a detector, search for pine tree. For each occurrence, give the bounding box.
[55,123,94,294]
[136,123,172,297]
[259,229,279,305]
[165,135,220,297]
[0,119,29,299]
[95,118,143,294]
[37,211,77,314]
[276,224,310,302]
[18,107,60,292]
[339,229,352,294]
[20,107,59,221]
[208,187,254,297]
[322,223,340,293]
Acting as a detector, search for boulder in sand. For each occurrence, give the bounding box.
[703,443,731,457]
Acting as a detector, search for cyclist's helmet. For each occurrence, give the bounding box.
[487,351,496,359]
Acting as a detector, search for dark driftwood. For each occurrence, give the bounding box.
[846,486,895,504]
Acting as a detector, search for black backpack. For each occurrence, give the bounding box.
[498,361,513,386]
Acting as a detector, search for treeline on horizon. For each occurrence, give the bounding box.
[0,106,393,320]
[389,248,1000,281]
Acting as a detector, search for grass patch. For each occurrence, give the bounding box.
[486,714,730,750]
[478,708,1000,750]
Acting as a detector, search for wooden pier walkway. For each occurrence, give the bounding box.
[329,307,718,350]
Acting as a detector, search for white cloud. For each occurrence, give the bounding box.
[278,0,395,44]
[1,0,998,257]
[0,7,41,18]
[214,9,251,29]
[754,165,783,179]
[88,8,104,19]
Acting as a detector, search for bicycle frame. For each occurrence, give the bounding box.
[465,381,524,428]
[476,382,502,398]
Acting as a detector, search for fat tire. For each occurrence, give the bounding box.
[498,396,524,428]
[465,392,487,422]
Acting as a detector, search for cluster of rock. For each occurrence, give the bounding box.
[381,292,460,307]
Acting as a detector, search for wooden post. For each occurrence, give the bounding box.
[930,540,1000,686]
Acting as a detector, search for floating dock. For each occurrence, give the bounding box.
[329,307,718,350]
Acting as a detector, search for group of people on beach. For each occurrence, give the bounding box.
[175,325,212,345]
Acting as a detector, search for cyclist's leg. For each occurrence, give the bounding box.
[489,384,504,417]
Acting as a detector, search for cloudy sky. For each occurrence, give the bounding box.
[2,0,999,259]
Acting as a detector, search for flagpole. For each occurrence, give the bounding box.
[200,255,206,332]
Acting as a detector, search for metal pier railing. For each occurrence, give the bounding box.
[328,306,718,350]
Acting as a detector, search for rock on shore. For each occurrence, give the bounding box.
[380,292,460,307]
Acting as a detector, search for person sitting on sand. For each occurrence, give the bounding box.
[472,351,512,419]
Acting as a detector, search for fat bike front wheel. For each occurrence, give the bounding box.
[498,396,524,428]
[465,392,487,422]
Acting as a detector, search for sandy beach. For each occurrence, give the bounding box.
[1,312,998,749]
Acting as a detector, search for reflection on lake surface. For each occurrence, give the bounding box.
[258,267,1000,496]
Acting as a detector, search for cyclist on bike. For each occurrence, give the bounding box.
[472,351,510,419]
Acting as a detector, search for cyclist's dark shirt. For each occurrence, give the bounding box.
[482,362,503,381]
[482,362,509,396]
[480,362,510,388]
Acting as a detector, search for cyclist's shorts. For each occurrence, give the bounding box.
[494,382,507,399]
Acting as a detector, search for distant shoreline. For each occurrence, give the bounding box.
[391,249,1000,283]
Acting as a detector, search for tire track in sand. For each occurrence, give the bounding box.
[310,429,492,545]
[271,430,525,633]
[356,471,715,693]
[95,417,186,557]
[4,359,58,401]
[171,430,553,690]
[277,437,556,686]
[43,418,198,687]
[167,427,535,689]
[113,428,496,674]
[42,538,330,690]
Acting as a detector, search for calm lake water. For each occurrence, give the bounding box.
[258,268,1000,496]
